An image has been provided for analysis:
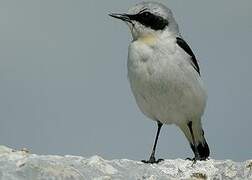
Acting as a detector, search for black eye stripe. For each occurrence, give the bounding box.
[128,11,168,30]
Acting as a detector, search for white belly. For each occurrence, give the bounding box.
[127,40,207,125]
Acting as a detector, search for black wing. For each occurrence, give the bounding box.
[176,37,200,75]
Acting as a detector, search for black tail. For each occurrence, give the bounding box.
[180,121,210,160]
[190,133,210,160]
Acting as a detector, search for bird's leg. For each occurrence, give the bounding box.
[142,121,164,164]
[187,121,200,162]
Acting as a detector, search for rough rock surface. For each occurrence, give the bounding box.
[0,145,251,180]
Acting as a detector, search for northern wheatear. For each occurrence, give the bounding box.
[109,2,210,163]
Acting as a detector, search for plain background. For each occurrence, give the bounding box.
[0,0,251,161]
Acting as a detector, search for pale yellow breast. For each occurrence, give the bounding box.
[138,34,157,46]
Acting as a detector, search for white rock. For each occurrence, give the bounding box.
[0,146,251,180]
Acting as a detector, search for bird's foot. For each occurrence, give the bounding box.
[186,156,208,163]
[141,156,164,164]
[186,157,198,164]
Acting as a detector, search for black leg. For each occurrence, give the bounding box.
[142,121,164,164]
[187,121,200,161]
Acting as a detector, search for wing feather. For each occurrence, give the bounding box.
[176,37,200,75]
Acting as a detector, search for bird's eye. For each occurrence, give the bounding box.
[142,12,151,17]
[131,10,168,30]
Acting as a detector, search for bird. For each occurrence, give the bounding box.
[109,2,210,163]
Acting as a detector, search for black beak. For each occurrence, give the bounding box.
[109,13,132,23]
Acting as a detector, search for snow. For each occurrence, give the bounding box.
[0,146,251,180]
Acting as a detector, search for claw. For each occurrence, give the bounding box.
[142,157,164,164]
[186,156,209,163]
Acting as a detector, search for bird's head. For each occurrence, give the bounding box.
[109,2,179,40]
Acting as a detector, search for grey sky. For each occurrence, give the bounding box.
[0,0,251,161]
